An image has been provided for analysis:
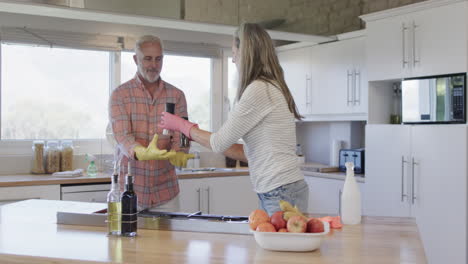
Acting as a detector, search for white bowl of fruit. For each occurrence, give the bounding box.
[249,201,330,252]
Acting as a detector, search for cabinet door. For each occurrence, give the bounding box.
[178,178,203,213]
[305,176,343,215]
[351,37,368,114]
[363,125,412,217]
[411,2,467,77]
[0,185,61,205]
[411,125,467,264]
[366,14,411,81]
[205,176,257,216]
[310,41,353,115]
[278,47,311,116]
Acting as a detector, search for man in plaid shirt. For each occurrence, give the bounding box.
[109,35,193,211]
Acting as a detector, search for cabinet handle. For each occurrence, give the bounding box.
[347,70,353,106]
[354,70,360,105]
[411,158,418,204]
[197,188,201,211]
[339,189,342,217]
[401,156,408,202]
[402,23,409,68]
[205,187,210,214]
[412,21,419,66]
[305,74,311,109]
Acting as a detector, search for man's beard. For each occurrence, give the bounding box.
[138,64,160,83]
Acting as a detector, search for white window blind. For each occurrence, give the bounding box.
[0,26,122,51]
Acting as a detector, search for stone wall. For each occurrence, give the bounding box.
[184,0,427,35]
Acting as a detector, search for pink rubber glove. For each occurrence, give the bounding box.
[159,112,198,139]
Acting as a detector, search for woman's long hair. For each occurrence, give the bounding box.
[234,23,303,120]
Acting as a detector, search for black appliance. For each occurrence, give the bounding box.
[402,73,466,124]
[339,148,365,174]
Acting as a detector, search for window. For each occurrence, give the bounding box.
[121,52,212,130]
[226,56,238,112]
[1,44,110,140]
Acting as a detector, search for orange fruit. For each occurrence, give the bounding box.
[256,222,276,232]
[248,209,270,230]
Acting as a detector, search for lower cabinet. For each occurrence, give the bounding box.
[61,184,110,203]
[305,176,364,215]
[364,124,467,264]
[178,176,258,216]
[0,185,61,205]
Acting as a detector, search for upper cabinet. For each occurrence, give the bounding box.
[309,36,367,116]
[277,46,313,117]
[278,34,368,121]
[363,0,467,81]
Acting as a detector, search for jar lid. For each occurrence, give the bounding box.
[46,140,59,147]
[61,140,73,147]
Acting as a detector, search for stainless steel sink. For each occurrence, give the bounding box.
[178,167,248,173]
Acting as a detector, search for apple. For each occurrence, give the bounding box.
[278,228,288,232]
[248,209,270,230]
[270,211,286,230]
[286,215,307,233]
[306,218,325,233]
[256,222,276,232]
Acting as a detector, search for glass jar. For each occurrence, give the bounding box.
[60,140,74,171]
[46,140,61,174]
[31,140,45,174]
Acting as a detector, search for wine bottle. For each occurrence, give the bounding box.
[121,161,137,237]
[107,162,121,235]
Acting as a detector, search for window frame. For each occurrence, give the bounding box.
[0,39,225,156]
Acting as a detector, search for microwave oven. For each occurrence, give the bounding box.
[402,73,466,124]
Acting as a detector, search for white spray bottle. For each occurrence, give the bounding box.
[341,161,361,225]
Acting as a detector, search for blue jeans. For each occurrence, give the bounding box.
[257,180,309,216]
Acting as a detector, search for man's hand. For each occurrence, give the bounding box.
[168,151,195,167]
[134,134,176,161]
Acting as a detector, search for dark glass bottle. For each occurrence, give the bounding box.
[121,162,137,237]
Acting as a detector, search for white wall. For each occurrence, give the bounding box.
[296,121,365,165]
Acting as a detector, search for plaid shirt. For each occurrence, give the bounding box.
[109,74,189,209]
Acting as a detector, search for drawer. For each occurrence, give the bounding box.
[61,191,108,203]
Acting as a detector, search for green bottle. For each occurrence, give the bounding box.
[87,160,97,177]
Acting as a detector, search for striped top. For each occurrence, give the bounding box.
[109,75,188,209]
[210,80,304,193]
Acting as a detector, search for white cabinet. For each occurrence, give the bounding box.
[305,176,363,215]
[310,36,367,116]
[411,125,467,264]
[179,176,258,216]
[0,185,60,205]
[364,125,412,217]
[364,1,467,81]
[278,36,367,120]
[61,184,110,203]
[277,46,312,116]
[365,124,467,264]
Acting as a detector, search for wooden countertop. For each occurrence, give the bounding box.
[0,200,427,263]
[0,169,250,187]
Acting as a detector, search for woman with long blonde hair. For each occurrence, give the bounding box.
[159,23,308,216]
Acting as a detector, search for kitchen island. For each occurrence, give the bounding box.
[0,200,426,263]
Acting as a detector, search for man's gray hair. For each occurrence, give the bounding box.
[135,35,164,55]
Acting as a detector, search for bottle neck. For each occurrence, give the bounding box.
[111,175,120,190]
[126,182,133,192]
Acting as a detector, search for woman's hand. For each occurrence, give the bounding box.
[159,112,198,139]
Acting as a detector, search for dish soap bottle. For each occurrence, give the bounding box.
[121,161,137,237]
[341,162,361,225]
[86,154,97,177]
[107,162,121,236]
